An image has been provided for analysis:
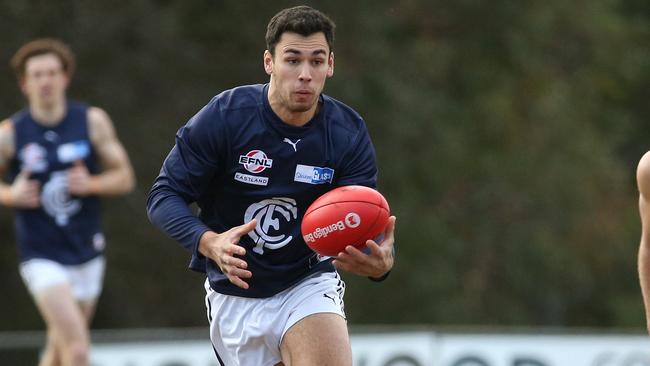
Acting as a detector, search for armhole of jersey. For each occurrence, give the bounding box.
[82,105,100,168]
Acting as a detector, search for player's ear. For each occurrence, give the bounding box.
[18,77,27,94]
[263,50,274,76]
[63,72,71,89]
[327,51,334,78]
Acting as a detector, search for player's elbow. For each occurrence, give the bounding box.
[145,186,170,227]
[642,233,650,250]
[637,151,650,195]
[122,168,136,193]
[145,189,158,224]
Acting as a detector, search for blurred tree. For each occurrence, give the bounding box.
[0,0,648,330]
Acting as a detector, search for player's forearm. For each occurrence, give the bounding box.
[90,166,135,196]
[638,241,650,330]
[0,182,12,206]
[147,184,211,253]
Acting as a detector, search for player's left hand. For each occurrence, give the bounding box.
[68,160,97,196]
[333,216,396,278]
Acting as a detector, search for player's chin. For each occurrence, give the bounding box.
[290,96,317,110]
[288,103,314,113]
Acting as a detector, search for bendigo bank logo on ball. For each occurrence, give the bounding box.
[301,185,390,257]
[303,212,361,243]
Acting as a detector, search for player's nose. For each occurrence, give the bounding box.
[298,65,312,82]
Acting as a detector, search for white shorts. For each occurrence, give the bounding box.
[19,256,106,302]
[204,271,346,366]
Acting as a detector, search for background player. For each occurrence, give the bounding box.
[0,39,135,366]
[148,5,396,366]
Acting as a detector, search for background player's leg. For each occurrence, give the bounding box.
[34,284,90,366]
[78,300,97,325]
[280,313,352,366]
[38,329,60,366]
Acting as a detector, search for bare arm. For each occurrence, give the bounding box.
[637,151,650,333]
[0,119,41,208]
[69,107,135,196]
[0,119,15,205]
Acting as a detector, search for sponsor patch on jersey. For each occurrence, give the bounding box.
[294,164,334,184]
[234,172,269,186]
[93,233,106,251]
[57,141,90,163]
[238,150,273,173]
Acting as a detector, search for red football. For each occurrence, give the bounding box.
[301,185,390,257]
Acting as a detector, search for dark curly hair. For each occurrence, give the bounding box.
[265,6,335,56]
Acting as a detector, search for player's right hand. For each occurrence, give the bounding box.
[198,219,257,290]
[6,170,40,208]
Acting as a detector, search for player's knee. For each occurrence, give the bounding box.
[64,339,90,366]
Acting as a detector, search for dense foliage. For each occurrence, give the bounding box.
[1,0,649,330]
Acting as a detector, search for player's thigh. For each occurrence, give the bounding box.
[34,284,89,342]
[78,300,97,325]
[280,312,351,366]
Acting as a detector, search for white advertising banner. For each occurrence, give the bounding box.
[92,341,217,366]
[436,334,650,366]
[351,331,437,366]
[90,331,650,366]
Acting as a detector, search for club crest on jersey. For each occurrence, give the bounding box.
[239,150,273,174]
[42,171,82,226]
[244,197,298,254]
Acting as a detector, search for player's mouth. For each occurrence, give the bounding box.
[294,89,314,101]
[39,86,54,96]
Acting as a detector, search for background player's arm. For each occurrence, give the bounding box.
[70,107,135,196]
[0,119,40,208]
[0,119,14,205]
[637,151,650,333]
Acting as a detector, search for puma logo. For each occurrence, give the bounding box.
[283,138,301,152]
[323,293,336,304]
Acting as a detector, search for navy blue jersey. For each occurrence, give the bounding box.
[147,84,377,298]
[7,102,104,265]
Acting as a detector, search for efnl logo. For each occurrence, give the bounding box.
[239,150,273,173]
[294,164,334,185]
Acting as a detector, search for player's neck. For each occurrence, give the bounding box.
[29,99,66,127]
[271,103,318,127]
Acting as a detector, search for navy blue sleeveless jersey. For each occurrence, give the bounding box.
[8,102,104,265]
[147,84,378,298]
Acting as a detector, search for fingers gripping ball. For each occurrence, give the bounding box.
[301,185,390,257]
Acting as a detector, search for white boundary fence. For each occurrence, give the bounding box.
[1,327,648,366]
